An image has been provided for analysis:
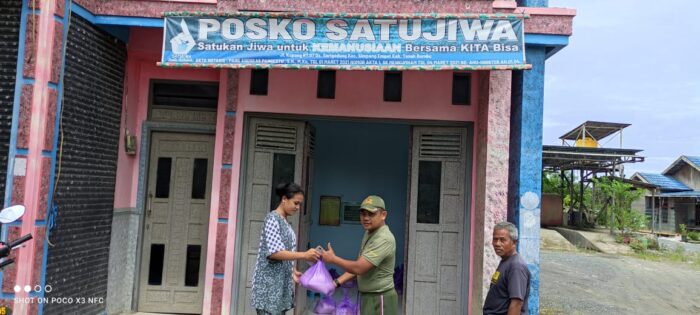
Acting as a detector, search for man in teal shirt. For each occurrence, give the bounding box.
[322,195,398,314]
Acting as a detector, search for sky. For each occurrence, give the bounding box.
[543,0,700,177]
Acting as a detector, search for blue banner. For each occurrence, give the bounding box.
[161,13,527,70]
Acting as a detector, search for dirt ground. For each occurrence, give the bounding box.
[540,250,700,315]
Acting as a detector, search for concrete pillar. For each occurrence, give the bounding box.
[472,70,512,314]
[509,47,546,315]
[2,0,67,314]
[202,69,238,315]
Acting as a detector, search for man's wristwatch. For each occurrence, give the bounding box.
[333,279,341,288]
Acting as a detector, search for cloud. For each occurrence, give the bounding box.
[543,117,568,129]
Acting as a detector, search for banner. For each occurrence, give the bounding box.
[160,12,528,70]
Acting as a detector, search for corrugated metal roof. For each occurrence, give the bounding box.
[662,155,700,175]
[658,191,700,198]
[559,121,631,141]
[686,156,700,169]
[637,173,691,192]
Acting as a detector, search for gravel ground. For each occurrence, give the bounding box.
[540,250,700,315]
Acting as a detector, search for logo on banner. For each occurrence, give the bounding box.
[169,19,196,60]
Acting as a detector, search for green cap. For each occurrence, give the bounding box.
[359,195,386,213]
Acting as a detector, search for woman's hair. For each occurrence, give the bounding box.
[275,182,304,201]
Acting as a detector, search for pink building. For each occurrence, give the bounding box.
[0,0,574,314]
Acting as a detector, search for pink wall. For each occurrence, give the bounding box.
[113,28,220,208]
[238,69,480,121]
[75,0,490,18]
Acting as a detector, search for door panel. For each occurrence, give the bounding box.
[405,127,469,314]
[235,118,308,315]
[138,132,214,314]
[295,123,316,313]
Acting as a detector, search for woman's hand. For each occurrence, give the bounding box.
[303,248,321,263]
[292,268,302,284]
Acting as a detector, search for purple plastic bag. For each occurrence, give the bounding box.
[394,264,404,295]
[300,259,335,296]
[334,295,358,315]
[334,287,358,315]
[313,295,336,314]
[340,278,357,289]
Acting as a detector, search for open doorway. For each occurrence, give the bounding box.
[233,116,471,315]
[304,119,410,313]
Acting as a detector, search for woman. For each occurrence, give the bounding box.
[251,182,321,315]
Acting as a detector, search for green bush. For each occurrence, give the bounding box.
[628,236,659,252]
[629,238,646,252]
[689,231,700,241]
[593,178,645,233]
[646,237,660,250]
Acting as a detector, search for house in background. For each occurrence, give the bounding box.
[631,156,700,233]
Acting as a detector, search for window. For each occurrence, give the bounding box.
[148,244,165,285]
[383,71,402,102]
[644,197,653,217]
[317,70,336,99]
[269,153,296,209]
[250,69,269,95]
[185,245,202,287]
[452,73,471,105]
[155,157,172,198]
[151,81,218,109]
[417,161,442,224]
[662,207,669,223]
[191,158,208,199]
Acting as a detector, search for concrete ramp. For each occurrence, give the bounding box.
[551,227,632,254]
[540,228,578,251]
[552,227,602,251]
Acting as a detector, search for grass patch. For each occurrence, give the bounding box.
[630,245,700,269]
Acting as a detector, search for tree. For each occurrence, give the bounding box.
[542,171,565,195]
[542,171,599,226]
[593,178,646,234]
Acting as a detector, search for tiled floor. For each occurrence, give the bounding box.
[124,290,404,315]
[302,289,404,315]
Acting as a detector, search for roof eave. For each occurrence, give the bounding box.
[662,156,700,175]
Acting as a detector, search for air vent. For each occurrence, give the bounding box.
[307,128,316,156]
[419,134,462,158]
[255,124,297,151]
